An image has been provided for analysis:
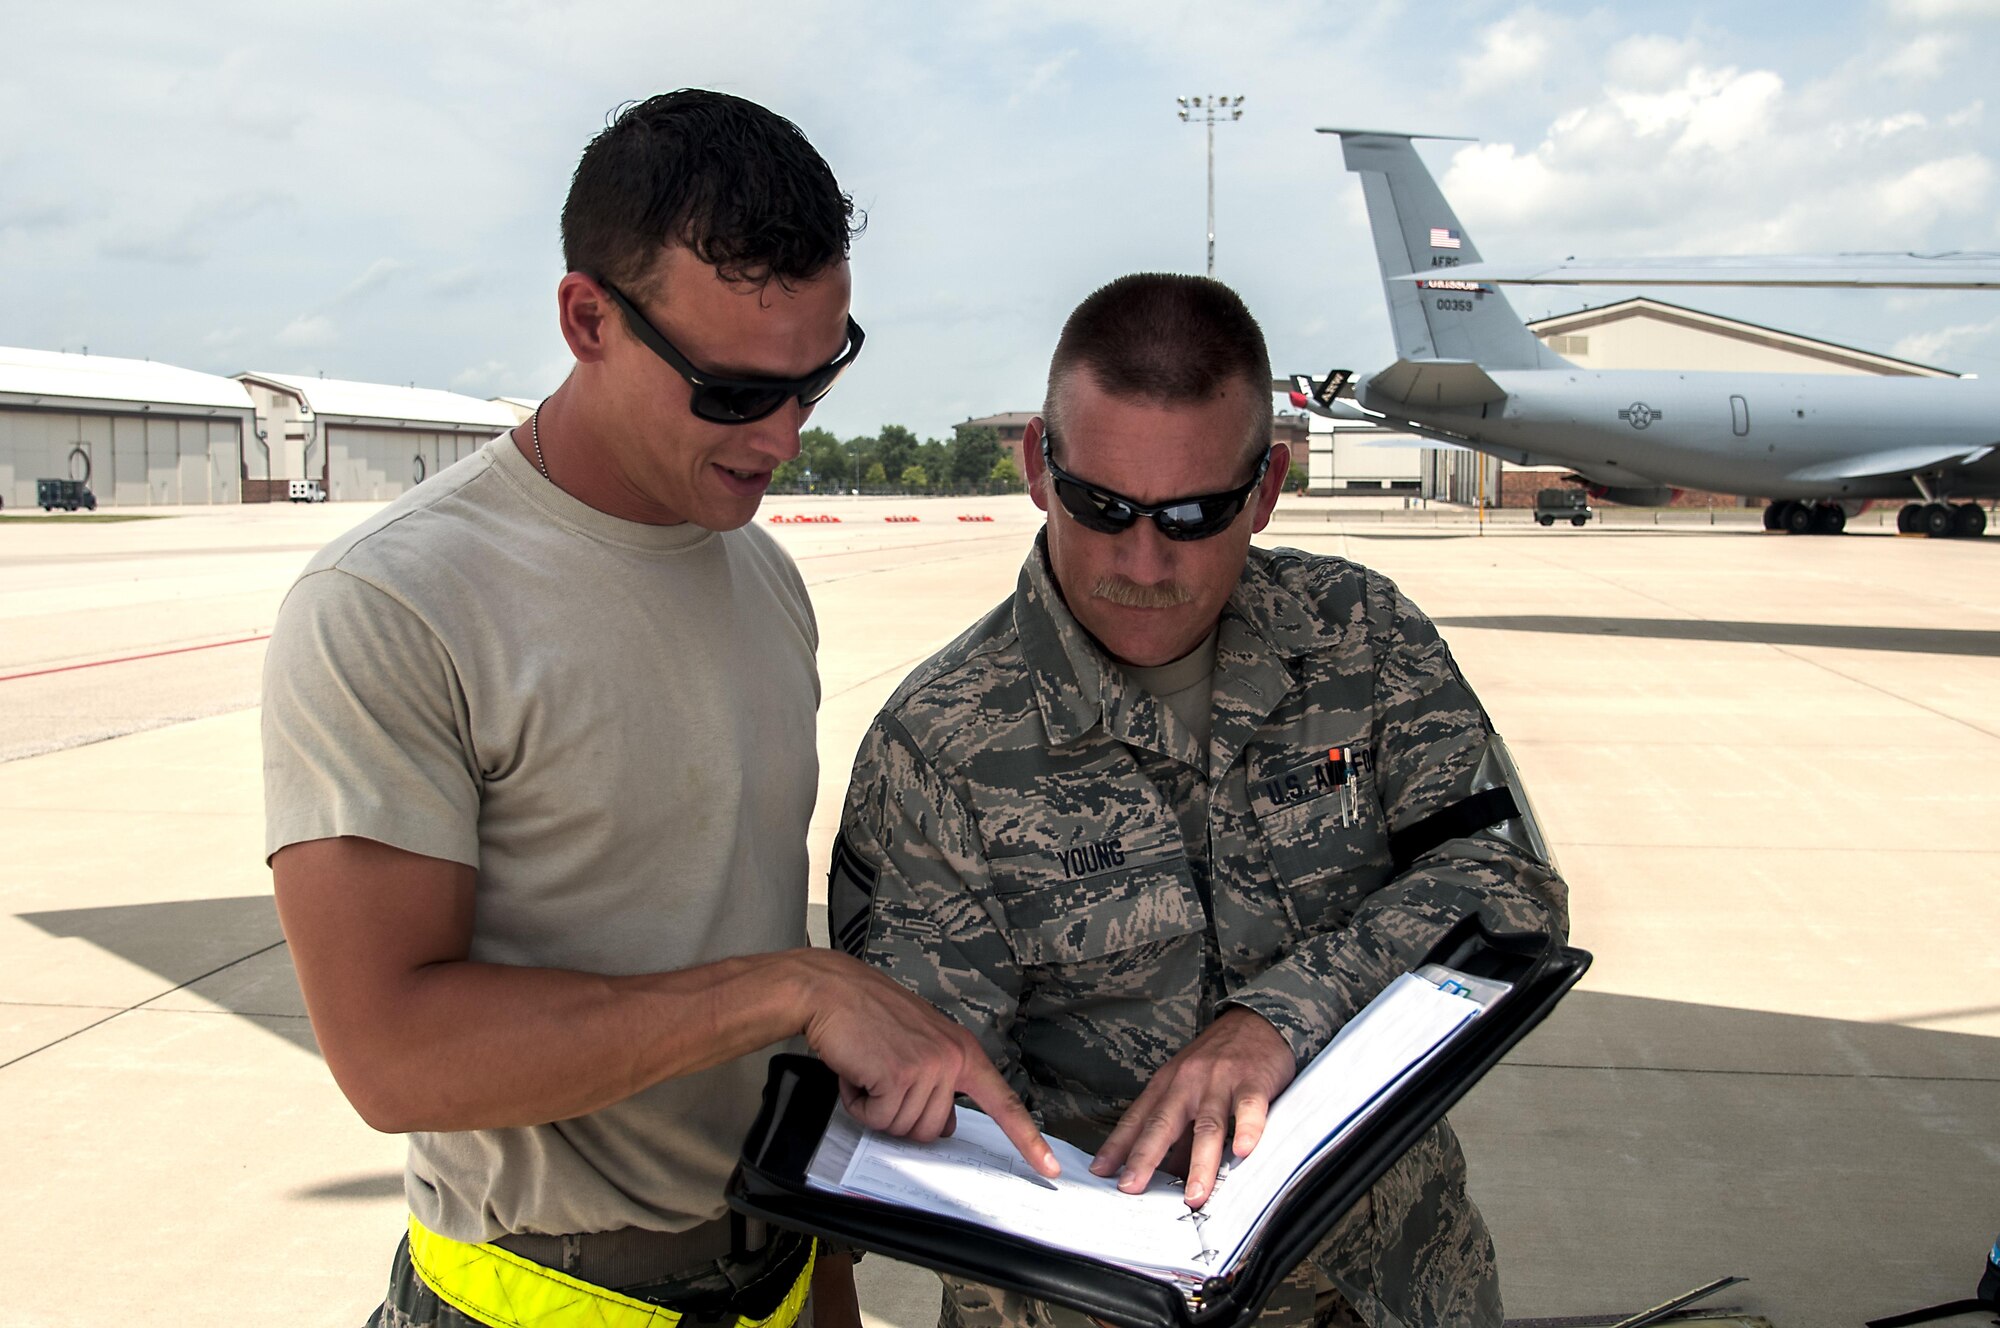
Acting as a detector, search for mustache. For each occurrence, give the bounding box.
[1091,575,1193,609]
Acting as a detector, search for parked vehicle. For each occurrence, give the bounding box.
[37,479,97,512]
[287,479,328,503]
[1534,487,1592,527]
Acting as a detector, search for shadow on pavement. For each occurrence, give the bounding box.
[292,1173,405,1202]
[20,895,283,989]
[1436,615,2000,657]
[17,894,316,1056]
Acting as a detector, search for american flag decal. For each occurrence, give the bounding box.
[1429,227,1462,250]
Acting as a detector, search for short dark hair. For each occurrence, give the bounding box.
[1043,273,1274,459]
[561,90,863,293]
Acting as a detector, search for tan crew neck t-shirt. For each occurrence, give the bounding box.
[1123,627,1219,755]
[262,435,819,1241]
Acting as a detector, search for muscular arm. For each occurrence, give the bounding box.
[266,568,1053,1167]
[275,834,1053,1174]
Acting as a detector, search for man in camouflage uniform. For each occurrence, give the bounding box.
[828,274,1567,1328]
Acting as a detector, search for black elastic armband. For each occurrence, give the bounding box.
[1388,787,1521,873]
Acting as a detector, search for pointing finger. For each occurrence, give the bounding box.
[957,1054,1059,1178]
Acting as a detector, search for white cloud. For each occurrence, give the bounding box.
[1605,33,1706,88]
[99,191,293,266]
[337,259,407,303]
[275,315,337,349]
[1457,8,1560,96]
[1894,314,2000,362]
[1877,153,1997,221]
[450,360,510,393]
[6,2,2000,431]
[1889,0,2000,21]
[1006,48,1078,109]
[1883,34,1951,79]
[1438,53,1996,259]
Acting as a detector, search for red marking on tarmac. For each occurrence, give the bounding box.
[0,634,272,683]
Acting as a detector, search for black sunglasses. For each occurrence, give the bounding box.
[601,282,864,425]
[1040,432,1272,541]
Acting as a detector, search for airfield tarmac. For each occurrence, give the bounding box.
[0,491,1995,1327]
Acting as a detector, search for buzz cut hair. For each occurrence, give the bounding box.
[1043,273,1274,461]
[562,89,864,295]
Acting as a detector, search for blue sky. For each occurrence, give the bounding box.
[5,0,2000,438]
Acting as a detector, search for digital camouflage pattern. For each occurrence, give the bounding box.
[829,536,1566,1328]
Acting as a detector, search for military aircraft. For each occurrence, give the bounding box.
[1294,130,2000,537]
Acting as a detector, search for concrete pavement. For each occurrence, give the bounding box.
[0,495,1994,1325]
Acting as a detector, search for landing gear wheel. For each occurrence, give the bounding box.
[1764,503,1784,531]
[1922,503,1955,538]
[1953,503,1987,538]
[1897,503,1923,534]
[1783,502,1814,535]
[1811,504,1846,535]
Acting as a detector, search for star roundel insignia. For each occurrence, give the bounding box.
[1617,402,1663,430]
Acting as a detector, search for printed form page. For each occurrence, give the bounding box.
[811,1107,1209,1275]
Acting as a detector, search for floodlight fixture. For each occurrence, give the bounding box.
[1177,95,1245,276]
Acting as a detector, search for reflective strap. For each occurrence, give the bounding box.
[406,1214,814,1328]
[1387,786,1521,873]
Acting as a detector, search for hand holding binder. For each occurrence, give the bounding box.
[1089,1005,1299,1206]
[730,918,1590,1328]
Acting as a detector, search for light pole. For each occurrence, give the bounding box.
[1177,94,1243,276]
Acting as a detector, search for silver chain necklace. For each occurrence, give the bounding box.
[529,407,552,482]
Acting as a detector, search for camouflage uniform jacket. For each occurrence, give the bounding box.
[830,537,1567,1326]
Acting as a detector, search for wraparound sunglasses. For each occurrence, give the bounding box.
[602,281,864,425]
[1041,432,1272,540]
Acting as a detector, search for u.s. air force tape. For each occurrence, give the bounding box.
[1387,786,1522,873]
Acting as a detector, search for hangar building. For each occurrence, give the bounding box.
[0,348,257,510]
[234,373,519,503]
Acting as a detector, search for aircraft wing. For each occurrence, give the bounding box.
[1363,358,1507,407]
[1785,442,1998,484]
[1394,252,2000,289]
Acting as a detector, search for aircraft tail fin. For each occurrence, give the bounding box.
[1321,129,1564,370]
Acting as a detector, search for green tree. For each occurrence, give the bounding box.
[1285,448,1309,494]
[949,425,1002,493]
[865,460,888,488]
[900,463,929,490]
[917,438,950,491]
[777,427,844,490]
[873,424,920,486]
[989,454,1024,493]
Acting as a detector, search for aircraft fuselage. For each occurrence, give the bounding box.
[1371,369,2000,502]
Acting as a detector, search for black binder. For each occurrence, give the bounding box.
[728,918,1591,1328]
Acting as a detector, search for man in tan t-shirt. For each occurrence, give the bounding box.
[263,91,1055,1328]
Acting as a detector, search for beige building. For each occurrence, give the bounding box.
[1528,297,1957,378]
[0,347,256,510]
[235,373,519,503]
